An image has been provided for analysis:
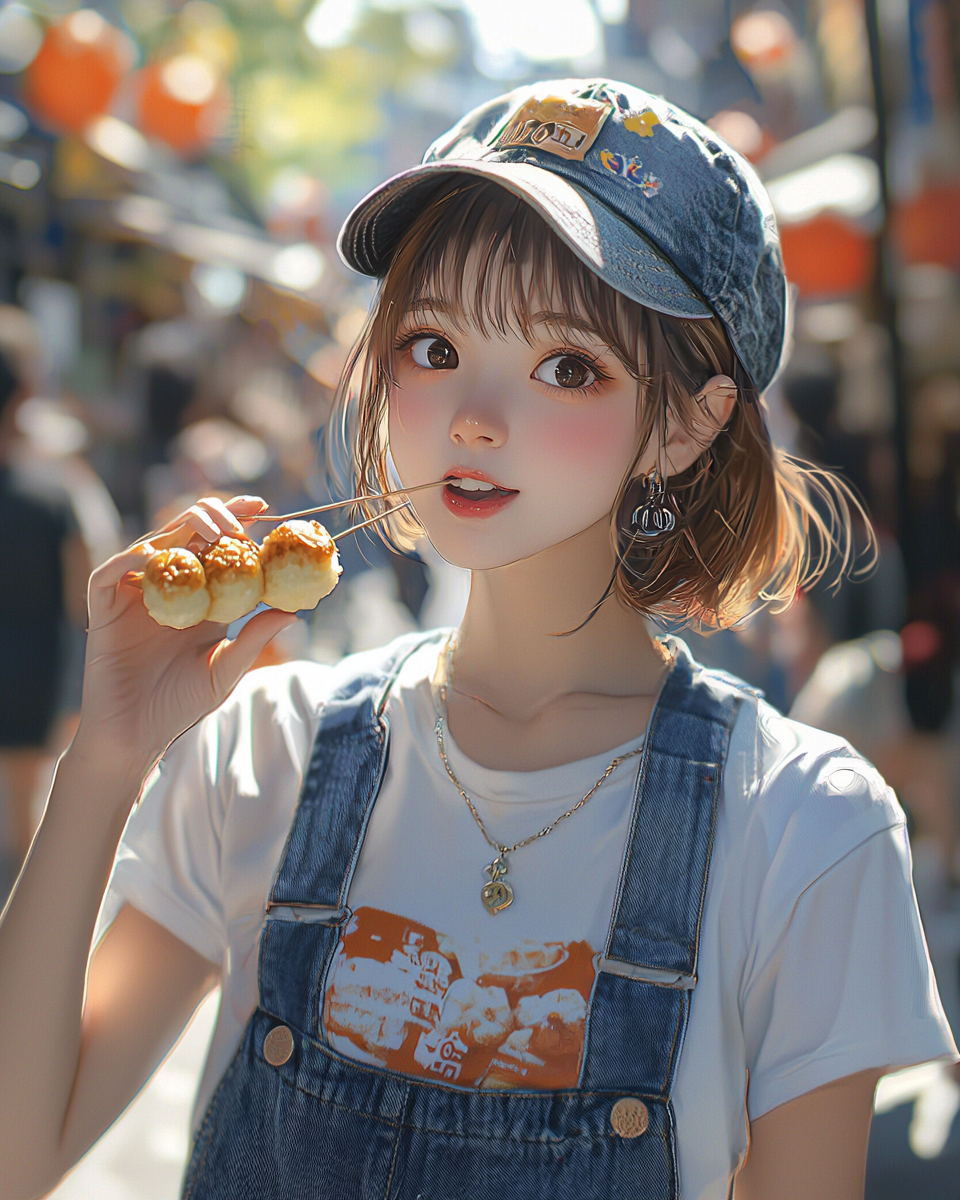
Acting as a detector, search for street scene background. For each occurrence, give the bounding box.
[0,0,958,1195]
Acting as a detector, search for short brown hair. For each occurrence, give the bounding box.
[327,178,872,629]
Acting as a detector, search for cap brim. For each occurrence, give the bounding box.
[338,160,714,322]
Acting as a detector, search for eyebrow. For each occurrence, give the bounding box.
[403,297,453,317]
[530,310,605,339]
[403,299,606,342]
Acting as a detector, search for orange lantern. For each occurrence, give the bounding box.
[135,55,230,158]
[779,213,874,296]
[893,184,960,269]
[731,10,797,72]
[22,10,133,136]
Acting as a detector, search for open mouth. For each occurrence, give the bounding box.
[442,473,519,517]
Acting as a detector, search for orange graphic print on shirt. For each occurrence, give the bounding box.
[323,906,595,1089]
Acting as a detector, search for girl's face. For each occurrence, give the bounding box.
[388,267,643,571]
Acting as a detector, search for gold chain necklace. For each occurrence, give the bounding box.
[435,638,644,914]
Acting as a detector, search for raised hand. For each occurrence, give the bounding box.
[74,495,296,771]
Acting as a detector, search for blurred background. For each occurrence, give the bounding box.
[0,0,956,1194]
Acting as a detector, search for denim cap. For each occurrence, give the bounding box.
[338,78,787,393]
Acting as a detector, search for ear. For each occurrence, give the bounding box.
[661,374,737,476]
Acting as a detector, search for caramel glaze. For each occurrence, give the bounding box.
[143,548,205,593]
[200,536,262,581]
[260,520,336,563]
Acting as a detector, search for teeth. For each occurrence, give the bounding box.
[450,477,496,492]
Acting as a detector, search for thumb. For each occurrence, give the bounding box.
[209,609,298,694]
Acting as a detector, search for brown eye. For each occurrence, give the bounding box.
[534,354,597,389]
[411,336,459,370]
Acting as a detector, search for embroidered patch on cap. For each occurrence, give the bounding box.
[596,149,662,196]
[624,110,661,138]
[491,92,614,162]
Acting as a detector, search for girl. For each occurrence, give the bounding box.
[0,79,954,1200]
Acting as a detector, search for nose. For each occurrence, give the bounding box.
[449,406,507,450]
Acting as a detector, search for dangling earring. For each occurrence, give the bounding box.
[631,468,676,537]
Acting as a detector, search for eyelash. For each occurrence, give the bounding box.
[541,346,613,393]
[394,328,613,393]
[394,326,446,354]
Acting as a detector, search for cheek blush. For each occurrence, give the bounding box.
[389,389,434,438]
[522,409,637,474]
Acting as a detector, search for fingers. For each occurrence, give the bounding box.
[196,496,246,537]
[129,495,268,556]
[148,496,266,552]
[208,610,298,694]
[150,506,229,550]
[92,542,157,593]
[226,495,269,519]
[86,542,159,628]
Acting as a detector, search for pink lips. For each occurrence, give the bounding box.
[442,469,519,519]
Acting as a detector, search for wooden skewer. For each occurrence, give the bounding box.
[131,477,448,552]
[333,501,412,541]
[245,477,449,525]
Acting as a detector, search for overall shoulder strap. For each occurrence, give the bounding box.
[579,642,746,1093]
[599,641,744,989]
[266,629,447,915]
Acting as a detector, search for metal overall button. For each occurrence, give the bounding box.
[263,1024,294,1067]
[610,1096,649,1138]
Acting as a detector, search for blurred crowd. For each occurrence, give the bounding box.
[0,0,957,1194]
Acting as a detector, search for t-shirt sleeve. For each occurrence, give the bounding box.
[98,711,228,965]
[742,813,957,1120]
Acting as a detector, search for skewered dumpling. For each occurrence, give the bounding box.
[139,519,342,629]
[260,520,342,613]
[142,547,210,629]
[199,536,264,624]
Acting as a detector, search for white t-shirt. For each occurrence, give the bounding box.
[101,639,956,1200]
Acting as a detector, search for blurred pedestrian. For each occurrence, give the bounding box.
[791,626,960,887]
[0,306,90,881]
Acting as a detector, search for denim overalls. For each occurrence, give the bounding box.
[182,633,743,1200]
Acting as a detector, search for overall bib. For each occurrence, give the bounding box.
[182,634,742,1200]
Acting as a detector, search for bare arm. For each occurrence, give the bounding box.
[66,905,219,1165]
[1,902,217,1195]
[0,497,295,1200]
[734,1068,883,1200]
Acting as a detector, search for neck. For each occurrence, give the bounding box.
[453,518,666,720]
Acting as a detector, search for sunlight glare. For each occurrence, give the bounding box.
[461,0,601,74]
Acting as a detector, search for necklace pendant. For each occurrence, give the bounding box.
[481,877,514,913]
[482,854,514,914]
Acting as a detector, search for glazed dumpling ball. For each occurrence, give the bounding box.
[142,547,210,629]
[260,520,341,613]
[199,535,264,624]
